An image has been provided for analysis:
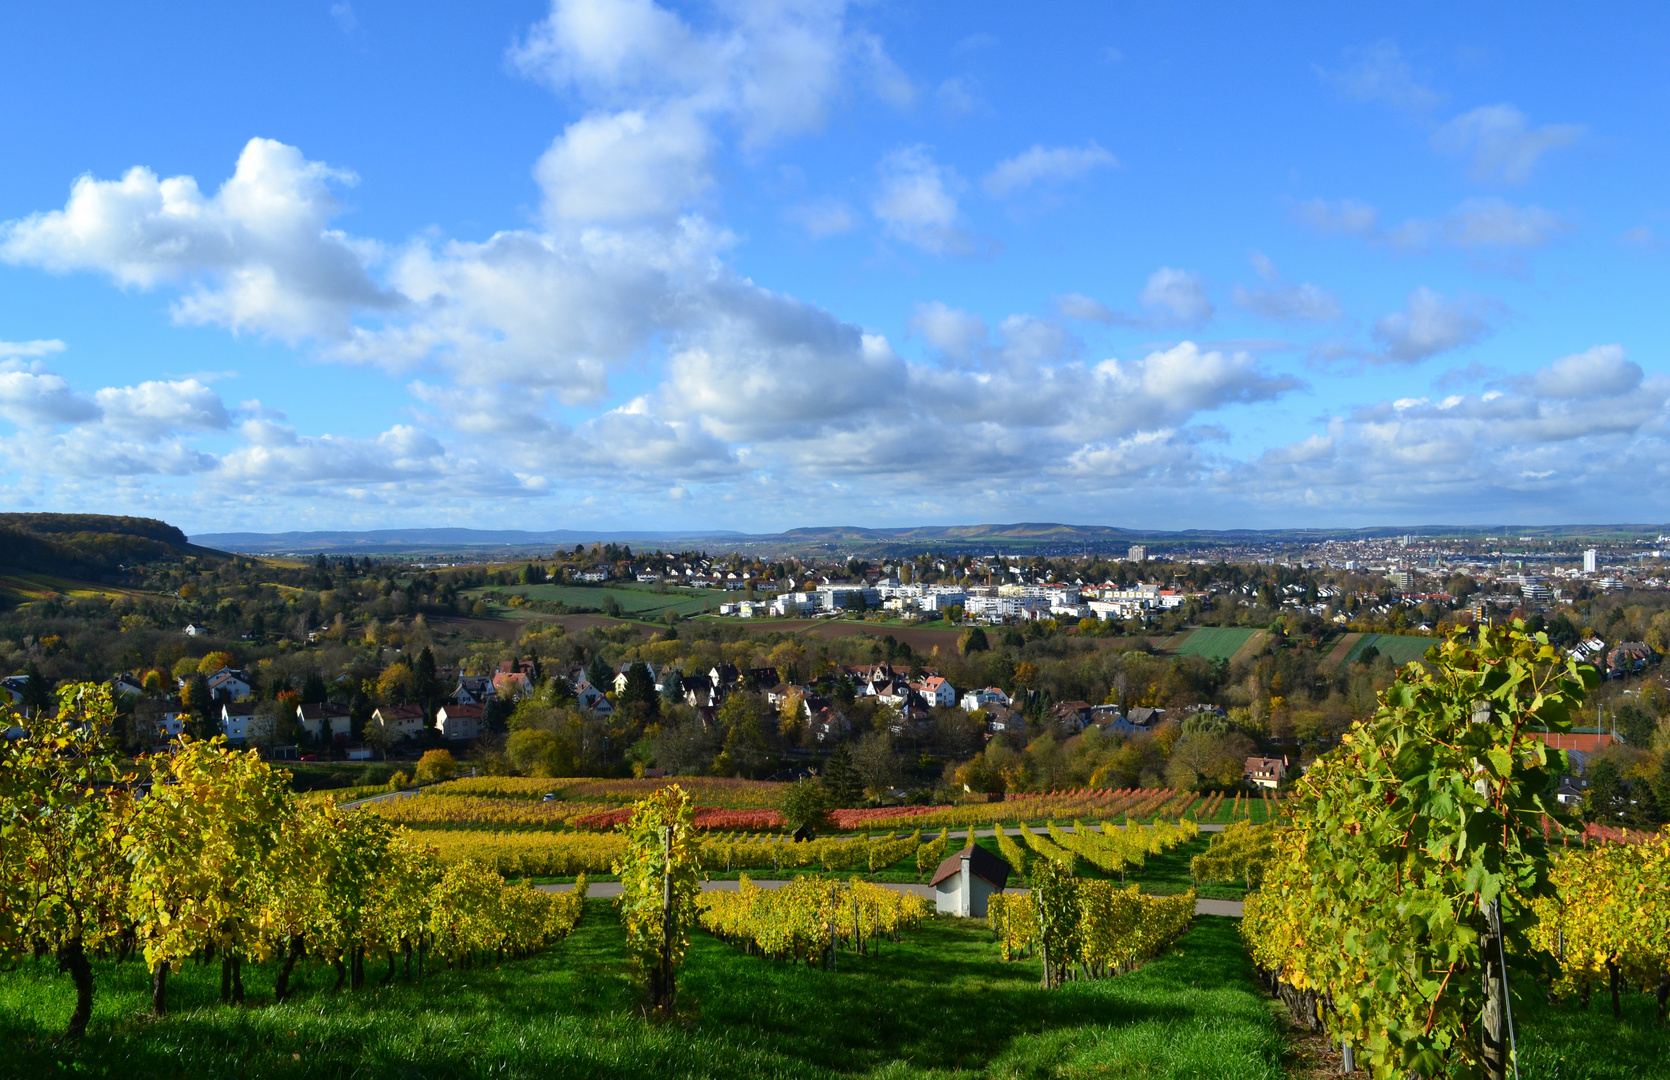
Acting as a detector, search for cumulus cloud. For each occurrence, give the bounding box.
[1235,345,1670,514]
[872,146,979,256]
[982,141,1116,198]
[0,365,100,426]
[1318,40,1442,112]
[1368,287,1499,365]
[508,0,894,150]
[535,107,712,223]
[1432,104,1584,184]
[1,138,395,340]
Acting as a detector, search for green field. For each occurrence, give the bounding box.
[1,904,1286,1080]
[1343,632,1440,666]
[1171,626,1261,662]
[471,583,725,618]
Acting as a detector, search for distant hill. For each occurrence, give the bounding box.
[189,521,1670,558]
[0,513,217,579]
[190,527,745,555]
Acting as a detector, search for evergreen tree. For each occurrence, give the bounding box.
[18,660,52,716]
[586,653,613,691]
[621,662,659,720]
[299,671,328,705]
[821,744,863,806]
[414,646,440,726]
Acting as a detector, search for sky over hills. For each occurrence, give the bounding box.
[0,2,1666,533]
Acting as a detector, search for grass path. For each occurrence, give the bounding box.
[1228,630,1270,666]
[1317,631,1361,672]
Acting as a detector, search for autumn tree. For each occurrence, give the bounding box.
[0,685,132,1037]
[125,737,293,1013]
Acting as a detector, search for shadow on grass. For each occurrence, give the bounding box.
[0,904,1284,1080]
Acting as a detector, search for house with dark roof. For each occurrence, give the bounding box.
[930,843,1012,917]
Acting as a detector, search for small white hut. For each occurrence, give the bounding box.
[929,843,1013,918]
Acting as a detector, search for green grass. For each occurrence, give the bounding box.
[1342,631,1439,666]
[1171,627,1261,662]
[470,583,724,617]
[1514,988,1670,1080]
[0,904,1284,1080]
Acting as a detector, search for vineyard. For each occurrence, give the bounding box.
[697,875,930,964]
[4,659,1663,1079]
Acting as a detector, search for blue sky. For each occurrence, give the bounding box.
[2,2,1667,535]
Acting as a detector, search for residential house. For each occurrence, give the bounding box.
[1607,641,1657,676]
[492,670,533,699]
[681,675,717,709]
[436,703,483,741]
[917,676,956,709]
[1051,700,1093,733]
[372,704,427,741]
[155,702,188,740]
[810,706,850,744]
[111,673,146,698]
[961,686,1011,713]
[983,704,1024,734]
[206,667,253,702]
[709,664,740,693]
[297,702,353,742]
[1125,706,1166,729]
[574,682,615,717]
[1244,756,1287,790]
[613,663,658,695]
[1,675,31,706]
[451,675,495,705]
[220,703,267,744]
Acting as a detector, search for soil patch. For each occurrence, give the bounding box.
[1318,631,1361,672]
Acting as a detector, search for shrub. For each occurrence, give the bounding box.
[414,749,458,783]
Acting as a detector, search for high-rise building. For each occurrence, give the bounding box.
[1127,545,1147,563]
[1583,549,1598,574]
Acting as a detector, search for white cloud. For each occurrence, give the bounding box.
[1432,104,1584,184]
[330,3,357,34]
[0,138,394,339]
[908,301,987,360]
[1295,198,1378,237]
[1139,267,1213,326]
[1525,344,1640,400]
[508,0,892,149]
[1232,255,1340,322]
[0,366,100,426]
[786,198,857,239]
[1299,196,1566,252]
[872,146,977,256]
[94,379,231,439]
[1237,345,1670,513]
[0,339,65,359]
[982,141,1116,198]
[535,107,712,223]
[1318,40,1443,112]
[1055,293,1115,324]
[1369,287,1498,365]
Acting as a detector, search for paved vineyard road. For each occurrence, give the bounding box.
[537,879,1243,917]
